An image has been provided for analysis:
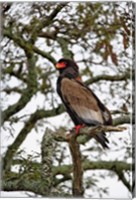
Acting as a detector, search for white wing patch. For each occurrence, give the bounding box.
[72,105,104,124]
[103,110,110,121]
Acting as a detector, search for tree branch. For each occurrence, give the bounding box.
[41,128,55,196]
[115,170,132,192]
[4,87,23,94]
[33,46,56,64]
[4,23,56,65]
[2,105,64,173]
[76,125,127,145]
[2,111,129,175]
[85,72,130,85]
[78,125,127,136]
[68,133,84,197]
[54,124,127,145]
[38,30,58,40]
[2,179,45,195]
[2,44,38,124]
[113,115,133,125]
[56,37,74,59]
[3,160,131,195]
[10,158,131,178]
[30,3,68,42]
[53,160,131,176]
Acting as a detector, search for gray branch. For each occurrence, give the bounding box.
[41,128,55,196]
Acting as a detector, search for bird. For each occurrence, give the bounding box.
[55,58,112,148]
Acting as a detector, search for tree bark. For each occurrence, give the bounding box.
[68,133,84,197]
[41,128,55,196]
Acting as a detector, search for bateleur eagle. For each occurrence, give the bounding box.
[56,58,112,148]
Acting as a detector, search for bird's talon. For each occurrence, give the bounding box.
[75,124,85,134]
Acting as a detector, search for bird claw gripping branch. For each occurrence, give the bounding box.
[75,124,85,134]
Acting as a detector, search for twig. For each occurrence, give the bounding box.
[115,170,132,192]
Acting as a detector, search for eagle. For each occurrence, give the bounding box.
[56,58,112,148]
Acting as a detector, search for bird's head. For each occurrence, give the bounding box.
[56,58,78,70]
[55,58,81,81]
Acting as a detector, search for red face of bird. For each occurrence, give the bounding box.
[55,58,82,81]
[56,60,67,69]
[55,58,78,70]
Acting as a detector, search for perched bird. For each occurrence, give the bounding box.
[55,58,112,148]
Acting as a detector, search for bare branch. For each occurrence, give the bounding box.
[53,160,131,176]
[33,46,56,64]
[115,170,132,192]
[113,115,132,125]
[85,72,130,85]
[77,125,127,136]
[68,134,84,197]
[54,124,127,145]
[4,87,23,94]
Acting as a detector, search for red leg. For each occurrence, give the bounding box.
[75,124,85,134]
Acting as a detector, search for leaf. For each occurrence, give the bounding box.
[111,52,118,66]
[123,32,129,49]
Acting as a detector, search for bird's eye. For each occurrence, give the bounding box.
[56,61,66,69]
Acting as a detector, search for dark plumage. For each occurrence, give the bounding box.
[56,58,112,148]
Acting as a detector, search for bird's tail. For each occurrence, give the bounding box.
[93,132,109,149]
